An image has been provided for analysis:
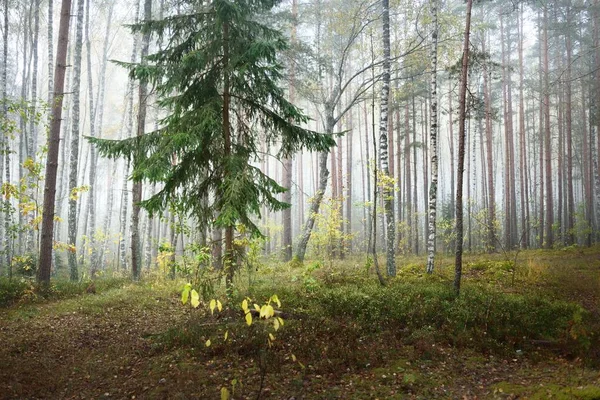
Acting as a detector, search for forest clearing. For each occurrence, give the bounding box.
[1,247,600,399]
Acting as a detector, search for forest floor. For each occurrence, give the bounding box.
[1,247,600,399]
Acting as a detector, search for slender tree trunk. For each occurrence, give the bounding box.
[426,0,439,273]
[2,0,10,272]
[379,0,395,276]
[454,0,473,295]
[67,0,85,281]
[517,5,529,247]
[281,0,296,262]
[37,0,72,284]
[565,3,575,245]
[131,0,151,281]
[543,5,554,248]
[222,21,235,289]
[482,33,496,251]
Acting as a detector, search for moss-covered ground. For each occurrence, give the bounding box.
[1,247,599,399]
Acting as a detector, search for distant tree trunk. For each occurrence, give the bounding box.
[482,33,496,251]
[1,0,9,272]
[346,102,353,251]
[379,0,395,276]
[29,0,40,162]
[67,0,85,281]
[543,5,554,248]
[426,0,439,273]
[448,81,455,219]
[296,148,330,262]
[411,94,419,255]
[517,4,530,247]
[404,102,412,248]
[537,13,545,247]
[84,0,99,275]
[131,0,151,281]
[565,3,575,245]
[281,0,297,262]
[454,0,473,295]
[37,0,72,284]
[118,0,141,270]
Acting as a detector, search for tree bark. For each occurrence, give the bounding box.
[131,0,151,281]
[37,0,73,284]
[454,0,473,295]
[426,0,438,273]
[543,5,554,248]
[67,0,85,281]
[379,0,395,276]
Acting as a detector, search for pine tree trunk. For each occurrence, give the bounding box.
[482,33,496,251]
[281,0,297,262]
[131,0,152,281]
[426,0,438,273]
[565,3,575,245]
[67,0,85,281]
[517,5,529,247]
[37,0,72,284]
[543,5,554,248]
[454,0,473,295]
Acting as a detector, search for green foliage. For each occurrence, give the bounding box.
[312,281,588,352]
[0,276,128,308]
[89,0,335,242]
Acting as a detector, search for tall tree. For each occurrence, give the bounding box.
[281,0,298,262]
[379,0,395,276]
[91,0,334,289]
[454,0,474,295]
[67,0,85,281]
[37,0,73,283]
[426,0,439,273]
[131,0,152,281]
[542,4,554,248]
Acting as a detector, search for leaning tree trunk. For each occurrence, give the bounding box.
[379,0,395,276]
[131,0,152,281]
[37,0,73,284]
[426,0,439,274]
[453,0,473,295]
[67,0,85,281]
[295,114,332,263]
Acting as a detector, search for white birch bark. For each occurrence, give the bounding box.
[379,0,395,276]
[67,0,85,281]
[426,0,438,274]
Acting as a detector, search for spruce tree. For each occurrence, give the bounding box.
[90,0,334,288]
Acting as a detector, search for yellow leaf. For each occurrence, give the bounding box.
[221,387,230,400]
[254,303,261,312]
[217,300,222,312]
[205,339,211,347]
[245,311,252,326]
[269,333,275,341]
[224,330,228,341]
[277,317,284,327]
[242,299,248,313]
[291,354,297,362]
[271,294,281,307]
[191,290,200,308]
[273,317,280,331]
[210,299,216,315]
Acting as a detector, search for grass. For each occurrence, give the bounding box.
[0,247,599,399]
